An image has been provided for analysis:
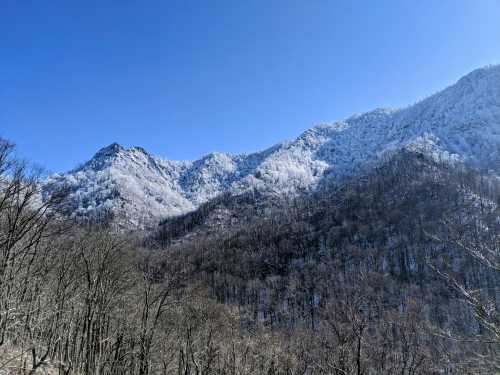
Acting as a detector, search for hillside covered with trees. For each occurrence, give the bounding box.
[0,138,498,374]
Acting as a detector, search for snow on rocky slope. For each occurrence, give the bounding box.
[43,65,500,229]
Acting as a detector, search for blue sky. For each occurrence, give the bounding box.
[1,0,500,172]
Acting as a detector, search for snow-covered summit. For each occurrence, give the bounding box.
[44,65,500,228]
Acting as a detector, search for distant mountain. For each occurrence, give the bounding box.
[43,65,500,229]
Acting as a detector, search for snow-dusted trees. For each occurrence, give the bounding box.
[0,138,68,373]
[427,174,500,369]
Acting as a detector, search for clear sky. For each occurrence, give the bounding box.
[1,0,500,172]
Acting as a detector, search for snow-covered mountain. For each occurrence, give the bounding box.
[43,65,500,229]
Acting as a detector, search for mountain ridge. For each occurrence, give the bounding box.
[43,64,500,229]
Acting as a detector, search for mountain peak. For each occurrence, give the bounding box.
[75,142,125,172]
[95,142,124,156]
[89,144,154,165]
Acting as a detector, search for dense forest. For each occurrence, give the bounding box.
[0,137,498,374]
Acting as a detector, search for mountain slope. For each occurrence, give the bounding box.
[43,65,500,229]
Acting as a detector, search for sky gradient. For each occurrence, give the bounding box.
[2,0,500,172]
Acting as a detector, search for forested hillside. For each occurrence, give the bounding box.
[1,138,498,374]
